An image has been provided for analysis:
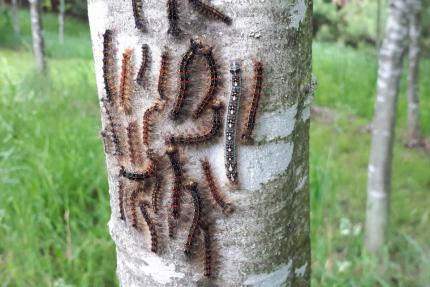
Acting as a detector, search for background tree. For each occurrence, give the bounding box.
[29,0,46,72]
[58,0,65,44]
[88,0,313,285]
[11,0,20,36]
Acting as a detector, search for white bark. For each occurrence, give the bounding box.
[88,0,313,285]
[406,0,422,146]
[12,0,20,36]
[58,0,65,44]
[365,0,412,253]
[29,0,46,72]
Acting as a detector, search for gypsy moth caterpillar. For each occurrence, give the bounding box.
[102,30,116,103]
[119,48,133,114]
[165,145,184,219]
[131,0,146,31]
[101,98,122,156]
[136,44,151,88]
[158,50,170,100]
[167,0,182,36]
[142,101,165,147]
[183,181,202,256]
[139,201,158,253]
[188,0,232,25]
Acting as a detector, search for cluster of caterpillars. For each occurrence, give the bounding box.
[100,1,264,280]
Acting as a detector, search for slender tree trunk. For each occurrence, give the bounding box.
[58,0,65,44]
[12,0,21,36]
[365,0,411,253]
[88,0,313,285]
[29,0,46,72]
[406,0,422,147]
[376,0,382,49]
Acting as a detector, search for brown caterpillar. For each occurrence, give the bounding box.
[169,38,202,120]
[136,44,150,87]
[139,201,158,253]
[142,101,165,147]
[101,98,122,156]
[131,0,145,31]
[102,30,116,103]
[241,61,264,144]
[165,145,184,219]
[119,48,133,114]
[151,174,163,214]
[129,187,142,229]
[158,50,170,100]
[118,179,126,221]
[168,217,177,239]
[126,121,139,166]
[167,100,224,145]
[201,159,235,215]
[192,46,220,119]
[183,181,201,256]
[188,0,232,25]
[200,223,212,277]
[119,162,156,181]
[167,0,181,36]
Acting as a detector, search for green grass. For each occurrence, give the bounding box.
[0,9,429,287]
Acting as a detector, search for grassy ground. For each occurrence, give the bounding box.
[0,9,429,287]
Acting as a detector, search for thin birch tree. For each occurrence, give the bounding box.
[58,0,65,44]
[12,0,20,36]
[29,0,46,72]
[88,0,313,285]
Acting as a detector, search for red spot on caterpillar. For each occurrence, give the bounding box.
[102,30,116,103]
[119,48,133,114]
[165,145,184,219]
[131,0,146,31]
[126,121,139,166]
[192,46,220,119]
[201,159,235,215]
[169,38,202,120]
[168,100,224,145]
[188,0,232,25]
[136,44,150,88]
[118,179,126,221]
[142,101,165,147]
[158,50,170,100]
[241,61,264,144]
[183,181,201,256]
[200,223,212,277]
[167,0,181,36]
[139,201,158,253]
[101,98,122,156]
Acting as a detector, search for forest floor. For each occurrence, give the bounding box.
[0,10,429,287]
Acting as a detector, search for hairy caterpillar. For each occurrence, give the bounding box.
[183,181,201,256]
[200,223,212,277]
[118,179,126,221]
[169,38,202,120]
[192,46,220,119]
[129,188,140,229]
[168,217,177,239]
[224,61,241,183]
[126,121,139,166]
[201,159,235,215]
[119,163,155,181]
[136,44,150,88]
[165,145,184,219]
[101,98,122,156]
[167,0,181,36]
[151,174,163,214]
[131,0,145,31]
[167,100,224,145]
[188,0,232,25]
[102,30,116,103]
[119,48,133,114]
[158,50,170,100]
[142,101,165,147]
[241,61,264,144]
[139,201,158,253]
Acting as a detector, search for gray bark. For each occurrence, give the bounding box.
[365,0,412,253]
[88,0,313,286]
[58,0,65,44]
[29,0,46,72]
[406,0,422,146]
[12,0,20,36]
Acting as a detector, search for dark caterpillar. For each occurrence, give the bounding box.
[119,164,155,181]
[102,30,116,103]
[200,223,212,277]
[158,50,170,100]
[142,101,165,147]
[188,0,232,25]
[126,121,139,166]
[183,181,201,256]
[136,44,150,88]
[167,0,181,36]
[139,201,158,253]
[101,98,122,156]
[165,145,184,219]
[118,179,126,221]
[131,0,146,31]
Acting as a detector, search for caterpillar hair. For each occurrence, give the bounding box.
[102,30,116,103]
[101,98,122,156]
[241,61,263,144]
[183,181,202,256]
[129,188,140,229]
[165,145,184,219]
[131,0,146,31]
[167,100,224,145]
[192,46,220,119]
[119,164,155,181]
[126,121,139,166]
[169,38,203,120]
[118,179,126,221]
[158,50,170,100]
[188,0,232,25]
[167,0,182,36]
[142,101,165,147]
[139,201,158,253]
[201,159,235,215]
[119,48,133,114]
[200,223,212,277]
[136,44,151,88]
[151,174,163,214]
[224,60,241,183]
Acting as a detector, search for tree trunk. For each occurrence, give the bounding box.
[406,0,422,147]
[12,0,21,36]
[365,0,411,253]
[376,0,382,49]
[88,0,313,285]
[29,0,46,72]
[58,0,64,44]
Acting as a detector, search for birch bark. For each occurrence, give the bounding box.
[406,0,422,146]
[365,0,411,253]
[58,0,65,44]
[28,0,46,72]
[88,0,313,285]
[12,0,20,36]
